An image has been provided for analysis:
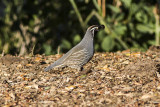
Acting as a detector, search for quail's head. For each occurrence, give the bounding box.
[87,25,105,36]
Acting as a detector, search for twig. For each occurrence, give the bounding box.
[69,0,86,31]
[1,50,4,57]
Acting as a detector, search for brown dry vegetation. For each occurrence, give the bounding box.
[0,46,160,106]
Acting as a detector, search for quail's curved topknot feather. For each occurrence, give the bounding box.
[44,25,105,72]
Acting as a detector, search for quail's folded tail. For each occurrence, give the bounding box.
[44,61,61,72]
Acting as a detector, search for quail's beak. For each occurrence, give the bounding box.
[98,25,105,30]
[95,25,105,32]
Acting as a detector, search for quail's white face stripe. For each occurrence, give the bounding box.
[90,27,98,32]
[89,27,98,37]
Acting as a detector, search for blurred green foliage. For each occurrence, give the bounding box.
[0,0,159,55]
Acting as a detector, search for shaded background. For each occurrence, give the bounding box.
[0,0,159,55]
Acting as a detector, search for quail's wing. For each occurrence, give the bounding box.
[58,45,88,65]
[65,48,89,65]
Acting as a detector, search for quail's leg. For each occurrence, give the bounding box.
[76,67,83,72]
[78,65,92,75]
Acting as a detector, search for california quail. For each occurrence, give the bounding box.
[44,25,105,72]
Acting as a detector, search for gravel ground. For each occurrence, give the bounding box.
[0,46,160,106]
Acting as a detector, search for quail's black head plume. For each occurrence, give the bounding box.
[44,25,105,72]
